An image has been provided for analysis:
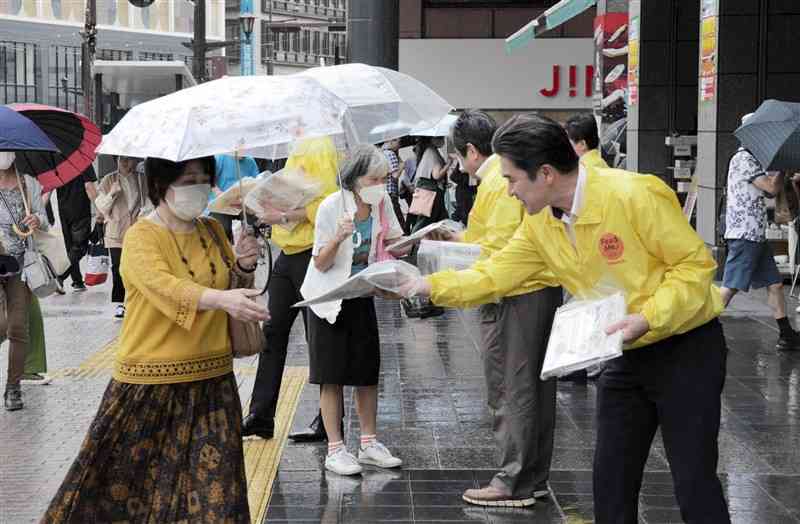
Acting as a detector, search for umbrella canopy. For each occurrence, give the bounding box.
[734,99,800,171]
[9,104,102,192]
[300,63,453,145]
[410,114,458,137]
[98,75,352,162]
[0,106,59,153]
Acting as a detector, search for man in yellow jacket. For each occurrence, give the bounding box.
[407,114,729,523]
[243,137,340,442]
[564,113,609,170]
[437,111,561,508]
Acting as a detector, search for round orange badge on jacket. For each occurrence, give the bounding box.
[599,233,624,262]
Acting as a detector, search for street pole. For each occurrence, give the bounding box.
[81,0,97,122]
[192,0,207,82]
[266,0,274,75]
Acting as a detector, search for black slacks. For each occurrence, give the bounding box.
[59,214,91,286]
[593,319,730,524]
[249,249,311,420]
[109,247,125,304]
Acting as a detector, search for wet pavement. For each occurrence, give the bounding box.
[1,280,800,523]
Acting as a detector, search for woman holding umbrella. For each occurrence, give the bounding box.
[0,151,49,412]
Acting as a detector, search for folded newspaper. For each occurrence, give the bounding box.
[244,167,324,231]
[417,239,481,274]
[540,292,626,380]
[385,220,465,252]
[207,177,259,216]
[294,260,421,308]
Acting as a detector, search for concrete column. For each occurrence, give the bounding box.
[347,0,399,69]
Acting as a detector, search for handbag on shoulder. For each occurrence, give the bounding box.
[201,219,266,358]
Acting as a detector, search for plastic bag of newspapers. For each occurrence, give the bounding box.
[295,261,421,307]
[244,167,324,231]
[540,291,626,380]
[417,239,482,274]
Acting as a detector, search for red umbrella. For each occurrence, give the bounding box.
[7,104,101,193]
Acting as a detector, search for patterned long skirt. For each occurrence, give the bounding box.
[42,373,250,523]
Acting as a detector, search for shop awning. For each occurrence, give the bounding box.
[92,60,197,107]
[505,0,597,54]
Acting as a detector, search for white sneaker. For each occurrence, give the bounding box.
[358,441,403,469]
[114,304,125,319]
[325,448,363,476]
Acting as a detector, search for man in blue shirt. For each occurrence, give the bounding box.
[211,154,260,240]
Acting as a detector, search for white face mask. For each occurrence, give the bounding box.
[0,152,15,171]
[166,183,211,221]
[358,183,386,206]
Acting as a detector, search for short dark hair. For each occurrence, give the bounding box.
[492,114,579,179]
[145,156,216,205]
[564,113,600,150]
[451,110,497,158]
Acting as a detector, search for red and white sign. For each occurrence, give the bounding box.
[400,39,595,110]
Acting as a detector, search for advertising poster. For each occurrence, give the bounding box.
[594,12,629,122]
[627,16,640,106]
[700,14,718,102]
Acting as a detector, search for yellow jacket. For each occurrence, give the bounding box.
[271,137,340,255]
[456,154,553,297]
[429,167,723,349]
[581,149,609,170]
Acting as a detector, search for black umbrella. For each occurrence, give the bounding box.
[734,99,800,171]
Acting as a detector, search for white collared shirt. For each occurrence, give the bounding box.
[560,164,588,247]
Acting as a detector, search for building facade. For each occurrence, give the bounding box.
[226,0,348,76]
[0,1,225,117]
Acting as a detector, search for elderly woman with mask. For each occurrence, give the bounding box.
[44,156,269,522]
[300,144,408,476]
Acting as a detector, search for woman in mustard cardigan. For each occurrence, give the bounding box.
[43,156,269,523]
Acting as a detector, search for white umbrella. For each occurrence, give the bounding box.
[299,63,453,145]
[409,114,458,137]
[97,75,352,161]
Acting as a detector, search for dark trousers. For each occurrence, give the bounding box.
[249,249,311,420]
[59,215,91,286]
[2,274,31,388]
[109,247,125,304]
[593,319,730,524]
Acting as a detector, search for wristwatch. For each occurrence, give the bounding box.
[280,212,289,225]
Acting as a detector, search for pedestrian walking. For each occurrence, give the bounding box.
[43,156,268,522]
[0,152,49,411]
[404,114,731,523]
[47,165,98,292]
[243,137,340,442]
[408,137,448,233]
[429,110,562,507]
[720,113,800,351]
[94,156,150,320]
[300,144,406,476]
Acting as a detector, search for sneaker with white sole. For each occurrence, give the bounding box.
[325,448,363,476]
[20,373,52,385]
[114,304,125,319]
[358,441,403,469]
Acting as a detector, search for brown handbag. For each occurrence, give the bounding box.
[201,220,265,358]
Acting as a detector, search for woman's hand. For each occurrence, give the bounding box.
[235,231,259,269]
[397,276,431,299]
[21,214,40,230]
[335,216,355,243]
[217,288,270,322]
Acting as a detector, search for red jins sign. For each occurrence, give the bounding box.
[540,65,595,98]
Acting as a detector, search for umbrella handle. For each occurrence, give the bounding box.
[13,224,34,238]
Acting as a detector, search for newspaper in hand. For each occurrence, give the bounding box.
[417,239,481,274]
[207,177,259,216]
[385,220,465,252]
[294,260,421,308]
[244,167,324,231]
[540,292,626,380]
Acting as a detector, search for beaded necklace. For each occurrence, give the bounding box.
[156,210,218,287]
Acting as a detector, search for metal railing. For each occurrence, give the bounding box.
[0,41,39,106]
[263,0,346,21]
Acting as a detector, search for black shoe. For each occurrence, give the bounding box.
[72,282,87,292]
[242,414,274,439]
[558,369,588,382]
[776,331,800,351]
[288,414,329,442]
[4,385,23,411]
